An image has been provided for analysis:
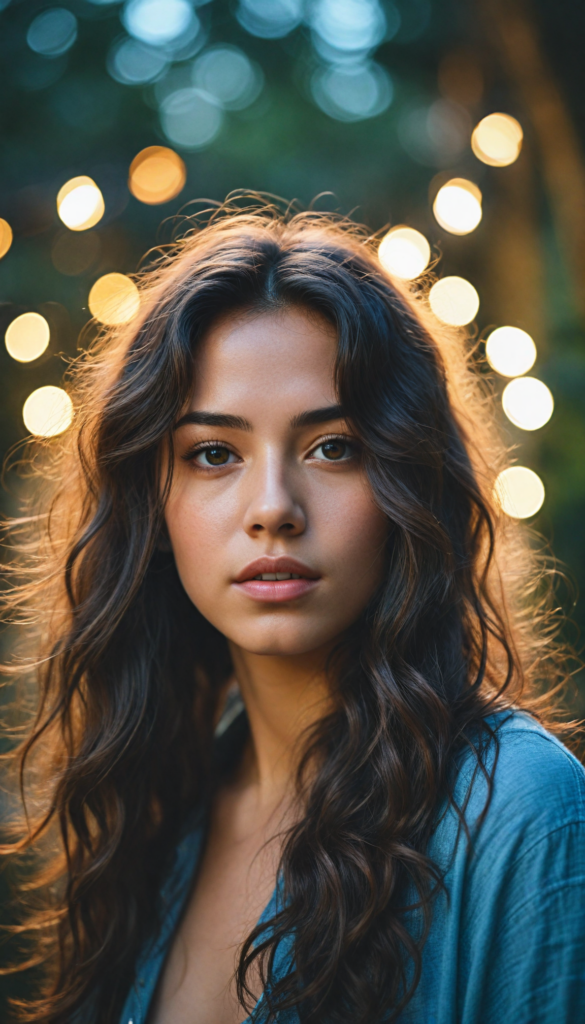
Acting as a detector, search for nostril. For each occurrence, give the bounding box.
[281,523,295,532]
[252,524,264,531]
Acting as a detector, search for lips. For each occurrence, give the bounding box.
[233,556,320,603]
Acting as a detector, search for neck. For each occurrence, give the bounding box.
[228,643,333,805]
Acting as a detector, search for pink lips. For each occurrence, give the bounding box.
[233,556,320,603]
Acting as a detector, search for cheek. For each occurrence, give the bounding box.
[164,480,234,596]
[319,481,388,593]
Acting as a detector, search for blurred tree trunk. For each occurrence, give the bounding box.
[482,0,585,321]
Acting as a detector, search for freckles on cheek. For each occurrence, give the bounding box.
[165,481,238,577]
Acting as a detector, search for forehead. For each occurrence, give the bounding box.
[190,306,338,409]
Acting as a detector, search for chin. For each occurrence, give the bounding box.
[227,621,335,657]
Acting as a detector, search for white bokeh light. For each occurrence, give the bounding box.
[494,466,545,519]
[23,386,73,438]
[309,0,387,54]
[433,179,482,235]
[378,227,430,280]
[237,0,303,38]
[485,326,537,378]
[502,377,554,431]
[123,0,195,46]
[5,313,50,363]
[429,277,480,326]
[57,177,105,231]
[472,113,523,167]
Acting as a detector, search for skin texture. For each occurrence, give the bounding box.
[152,307,388,1024]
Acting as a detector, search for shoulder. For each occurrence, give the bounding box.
[432,710,585,871]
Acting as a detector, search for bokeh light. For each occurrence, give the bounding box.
[129,146,186,205]
[23,386,73,438]
[502,377,554,431]
[378,226,431,280]
[471,113,523,167]
[5,313,50,363]
[311,61,393,122]
[309,0,388,56]
[107,37,169,85]
[0,219,13,259]
[486,326,537,377]
[494,466,545,519]
[398,99,471,168]
[160,88,222,150]
[192,46,263,111]
[123,0,195,46]
[27,8,77,57]
[51,231,101,276]
[429,276,480,326]
[236,0,304,39]
[57,177,105,231]
[433,178,482,235]
[88,274,140,326]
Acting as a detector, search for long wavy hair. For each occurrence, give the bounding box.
[0,199,573,1023]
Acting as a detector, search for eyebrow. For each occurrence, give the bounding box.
[174,411,252,431]
[174,404,346,432]
[289,404,346,429]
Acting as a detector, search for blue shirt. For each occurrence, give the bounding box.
[119,711,585,1024]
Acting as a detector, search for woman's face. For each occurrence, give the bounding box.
[165,306,388,657]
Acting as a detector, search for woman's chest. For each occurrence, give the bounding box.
[148,801,281,1024]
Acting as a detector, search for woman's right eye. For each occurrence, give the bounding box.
[193,445,236,467]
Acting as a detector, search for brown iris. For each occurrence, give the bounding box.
[321,441,346,460]
[204,446,230,465]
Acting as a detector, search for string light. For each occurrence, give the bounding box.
[57,176,105,231]
[23,386,73,437]
[494,466,545,519]
[88,273,140,325]
[129,146,186,205]
[378,226,431,280]
[472,113,523,167]
[433,178,482,235]
[485,326,536,377]
[0,219,13,259]
[429,276,479,326]
[5,312,50,362]
[502,377,554,431]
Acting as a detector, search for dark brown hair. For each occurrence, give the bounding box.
[0,199,572,1023]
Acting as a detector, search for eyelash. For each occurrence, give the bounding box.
[182,434,358,467]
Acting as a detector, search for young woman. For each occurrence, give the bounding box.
[3,203,584,1024]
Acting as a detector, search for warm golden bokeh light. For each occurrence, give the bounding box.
[378,226,431,280]
[5,312,50,363]
[471,113,523,167]
[429,276,480,326]
[57,176,105,231]
[494,466,545,519]
[129,146,187,205]
[88,273,140,326]
[485,326,536,378]
[502,377,554,431]
[0,218,13,259]
[433,178,482,235]
[23,385,73,437]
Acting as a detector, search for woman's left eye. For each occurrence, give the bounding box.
[192,445,237,467]
[310,439,355,462]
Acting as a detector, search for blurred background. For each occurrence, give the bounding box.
[0,0,584,1001]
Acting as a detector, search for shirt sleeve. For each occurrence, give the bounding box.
[458,784,585,1022]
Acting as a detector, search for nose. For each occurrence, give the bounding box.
[242,450,306,538]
